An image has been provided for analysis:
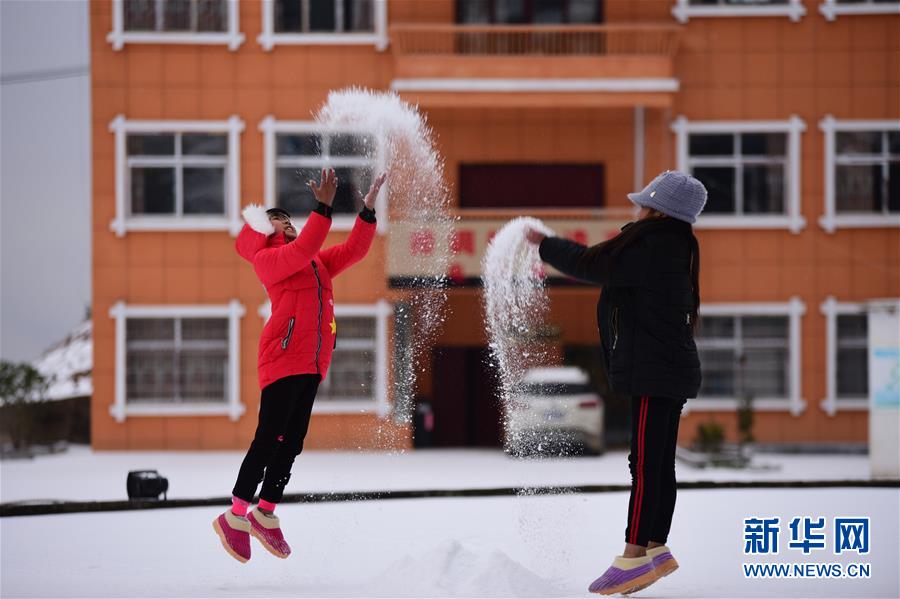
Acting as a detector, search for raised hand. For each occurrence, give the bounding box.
[525,228,546,245]
[363,172,388,210]
[308,168,338,206]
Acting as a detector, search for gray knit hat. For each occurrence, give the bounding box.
[627,170,707,224]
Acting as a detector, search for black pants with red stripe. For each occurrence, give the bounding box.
[624,395,687,546]
[232,374,320,504]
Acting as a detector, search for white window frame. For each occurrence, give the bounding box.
[109,115,245,237]
[672,0,807,23]
[685,298,807,415]
[107,0,245,51]
[820,0,900,21]
[818,116,900,233]
[258,300,392,417]
[672,116,807,233]
[259,116,388,233]
[820,297,869,416]
[257,0,389,51]
[108,300,246,422]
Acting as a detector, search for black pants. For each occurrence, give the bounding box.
[232,374,320,504]
[624,396,687,546]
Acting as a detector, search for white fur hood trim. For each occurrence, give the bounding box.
[242,203,275,236]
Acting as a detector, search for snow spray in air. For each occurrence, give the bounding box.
[482,218,579,575]
[316,89,455,445]
[481,217,557,456]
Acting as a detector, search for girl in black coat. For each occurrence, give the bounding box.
[527,170,707,596]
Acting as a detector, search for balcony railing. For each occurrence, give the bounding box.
[391,24,681,58]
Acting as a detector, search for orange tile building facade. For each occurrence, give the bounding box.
[91,0,899,450]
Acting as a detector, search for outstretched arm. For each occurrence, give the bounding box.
[253,169,337,285]
[528,228,651,287]
[537,235,612,285]
[319,173,386,278]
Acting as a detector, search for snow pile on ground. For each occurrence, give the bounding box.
[316,89,455,436]
[31,319,91,401]
[2,489,897,598]
[381,540,564,597]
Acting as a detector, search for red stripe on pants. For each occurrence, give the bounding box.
[629,396,648,544]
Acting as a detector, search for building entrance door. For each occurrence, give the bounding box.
[430,346,503,447]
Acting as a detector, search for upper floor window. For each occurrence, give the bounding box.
[672,0,807,22]
[672,116,807,232]
[260,118,386,231]
[109,116,245,236]
[456,0,604,24]
[258,0,388,50]
[108,0,244,50]
[820,0,900,20]
[819,117,900,232]
[275,0,374,33]
[124,0,227,32]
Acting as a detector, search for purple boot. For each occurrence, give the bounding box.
[588,555,657,595]
[647,545,679,578]
[212,510,251,563]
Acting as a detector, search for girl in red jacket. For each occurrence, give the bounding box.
[213,168,386,563]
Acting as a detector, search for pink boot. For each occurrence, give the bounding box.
[248,508,291,558]
[212,510,251,563]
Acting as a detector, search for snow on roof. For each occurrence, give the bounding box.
[31,319,92,401]
[521,367,588,384]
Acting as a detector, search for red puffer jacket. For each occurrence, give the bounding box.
[235,204,376,390]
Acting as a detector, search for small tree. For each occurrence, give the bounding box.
[695,420,724,454]
[0,361,51,450]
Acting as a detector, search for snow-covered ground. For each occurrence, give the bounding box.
[0,445,877,504]
[2,488,897,598]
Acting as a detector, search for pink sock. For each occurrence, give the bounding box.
[258,499,277,513]
[231,496,250,517]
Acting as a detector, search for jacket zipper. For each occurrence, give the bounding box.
[311,261,323,374]
[611,307,620,352]
[281,316,295,350]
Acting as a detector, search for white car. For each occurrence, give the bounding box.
[504,366,605,456]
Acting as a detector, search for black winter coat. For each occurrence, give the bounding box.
[539,219,702,399]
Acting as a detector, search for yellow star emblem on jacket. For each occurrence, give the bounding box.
[330,317,337,335]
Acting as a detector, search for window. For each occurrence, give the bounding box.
[697,316,789,398]
[820,0,900,20]
[672,116,807,232]
[820,298,869,415]
[108,0,244,50]
[274,0,375,32]
[686,299,807,415]
[819,117,900,232]
[672,0,807,21]
[319,316,376,402]
[260,118,386,231]
[258,301,392,415]
[258,0,388,50]
[109,116,245,236]
[126,317,228,403]
[109,301,246,422]
[836,315,868,398]
[456,0,604,24]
